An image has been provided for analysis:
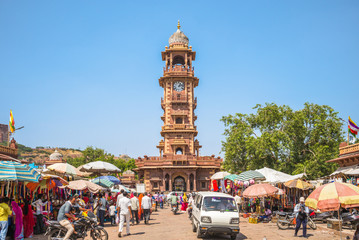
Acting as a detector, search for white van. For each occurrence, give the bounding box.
[192,192,240,239]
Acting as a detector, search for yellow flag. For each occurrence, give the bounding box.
[9,110,15,133]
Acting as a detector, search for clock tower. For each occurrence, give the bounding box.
[157,21,201,157]
[135,22,222,193]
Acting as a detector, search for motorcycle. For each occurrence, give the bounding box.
[172,203,178,215]
[340,211,359,229]
[188,206,193,219]
[277,212,317,230]
[309,210,333,223]
[45,211,108,240]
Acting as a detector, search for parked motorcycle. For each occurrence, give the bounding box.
[339,211,359,230]
[277,212,317,230]
[309,210,333,223]
[45,211,108,240]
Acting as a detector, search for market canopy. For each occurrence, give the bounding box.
[256,167,304,183]
[237,170,265,181]
[26,174,68,191]
[60,180,104,193]
[211,171,230,180]
[243,183,278,198]
[0,161,40,182]
[331,165,359,176]
[78,161,121,174]
[305,182,359,211]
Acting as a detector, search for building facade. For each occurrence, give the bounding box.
[0,124,8,143]
[327,142,359,167]
[135,22,222,193]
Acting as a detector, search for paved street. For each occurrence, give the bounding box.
[29,205,353,240]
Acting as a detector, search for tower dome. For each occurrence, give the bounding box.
[49,149,63,161]
[169,21,189,45]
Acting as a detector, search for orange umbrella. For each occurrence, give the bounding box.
[26,174,68,191]
[305,182,359,211]
[243,183,278,198]
[284,179,313,190]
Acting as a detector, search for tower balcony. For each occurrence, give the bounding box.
[163,65,194,77]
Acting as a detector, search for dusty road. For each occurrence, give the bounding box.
[30,206,352,240]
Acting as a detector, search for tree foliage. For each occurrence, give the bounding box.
[67,146,137,173]
[221,103,344,179]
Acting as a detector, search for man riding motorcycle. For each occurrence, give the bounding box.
[171,193,179,211]
[58,195,79,240]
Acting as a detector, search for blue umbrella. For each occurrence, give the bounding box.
[94,176,121,185]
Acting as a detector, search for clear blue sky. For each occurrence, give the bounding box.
[1,1,358,158]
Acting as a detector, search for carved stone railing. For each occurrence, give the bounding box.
[340,143,359,155]
[0,145,18,158]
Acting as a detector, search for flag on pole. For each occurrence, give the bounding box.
[9,110,15,133]
[348,117,359,137]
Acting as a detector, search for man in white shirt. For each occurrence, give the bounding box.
[116,189,124,209]
[141,192,152,224]
[234,193,242,212]
[32,194,48,234]
[117,191,132,237]
[130,192,140,225]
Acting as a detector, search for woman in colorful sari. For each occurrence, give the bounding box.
[12,201,24,240]
[180,193,188,211]
[22,196,35,238]
[138,193,143,221]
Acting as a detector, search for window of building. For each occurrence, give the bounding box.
[176,117,183,124]
[201,182,206,189]
[154,182,158,188]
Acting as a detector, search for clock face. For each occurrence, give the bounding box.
[173,81,185,92]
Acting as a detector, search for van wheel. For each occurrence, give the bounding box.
[196,225,203,238]
[192,220,197,232]
[230,234,237,240]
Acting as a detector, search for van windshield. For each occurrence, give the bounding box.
[203,197,237,212]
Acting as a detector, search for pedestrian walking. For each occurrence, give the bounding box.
[98,194,108,227]
[141,192,152,224]
[294,197,309,238]
[32,194,48,234]
[109,202,116,226]
[116,189,124,210]
[117,191,132,238]
[159,192,164,209]
[130,193,140,225]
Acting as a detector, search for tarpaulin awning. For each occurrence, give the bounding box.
[92,178,114,188]
[331,165,359,176]
[224,174,240,182]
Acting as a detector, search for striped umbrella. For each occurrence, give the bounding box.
[237,170,265,181]
[94,176,121,185]
[305,182,359,211]
[26,174,68,191]
[92,178,114,188]
[48,163,85,176]
[0,161,40,182]
[224,174,240,182]
[284,179,313,190]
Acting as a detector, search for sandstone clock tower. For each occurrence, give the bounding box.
[157,21,201,158]
[136,22,222,193]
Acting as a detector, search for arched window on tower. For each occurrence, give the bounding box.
[165,174,170,191]
[173,55,185,66]
[175,147,183,155]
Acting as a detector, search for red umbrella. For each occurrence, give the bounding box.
[243,183,278,198]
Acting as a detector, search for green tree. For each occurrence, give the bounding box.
[221,103,344,179]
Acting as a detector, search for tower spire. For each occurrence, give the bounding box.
[177,20,181,30]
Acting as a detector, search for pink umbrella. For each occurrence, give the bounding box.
[243,183,278,198]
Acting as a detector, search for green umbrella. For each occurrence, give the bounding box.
[224,174,240,182]
[237,170,265,181]
[92,178,114,188]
